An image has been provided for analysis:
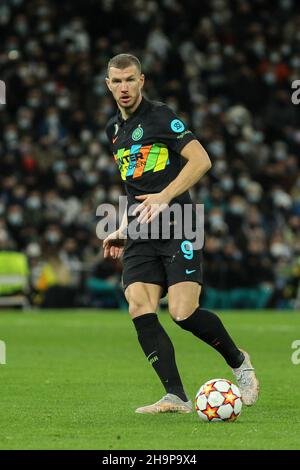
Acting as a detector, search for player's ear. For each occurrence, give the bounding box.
[105,77,112,92]
[140,73,145,88]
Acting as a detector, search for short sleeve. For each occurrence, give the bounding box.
[153,104,197,154]
[105,118,116,153]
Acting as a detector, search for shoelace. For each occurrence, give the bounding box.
[158,395,174,404]
[158,394,189,405]
[236,368,255,386]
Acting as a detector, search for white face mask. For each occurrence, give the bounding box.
[28,97,41,108]
[0,229,9,243]
[280,0,292,10]
[26,197,41,210]
[57,96,71,109]
[18,118,31,129]
[95,188,107,203]
[238,177,250,190]
[270,243,290,258]
[86,173,98,185]
[5,131,18,141]
[272,190,292,209]
[109,190,121,204]
[47,115,59,125]
[80,130,92,143]
[89,143,100,156]
[53,161,67,173]
[252,41,265,56]
[209,103,221,115]
[46,232,61,244]
[8,212,23,225]
[247,192,261,203]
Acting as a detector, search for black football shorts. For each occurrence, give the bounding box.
[122,238,203,297]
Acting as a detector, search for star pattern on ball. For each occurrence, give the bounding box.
[202,404,219,421]
[221,389,239,406]
[202,382,217,398]
[228,411,239,422]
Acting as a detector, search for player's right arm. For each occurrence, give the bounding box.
[103,118,127,259]
[103,204,127,259]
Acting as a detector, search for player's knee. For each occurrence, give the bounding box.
[128,300,154,319]
[168,301,198,321]
[128,300,143,318]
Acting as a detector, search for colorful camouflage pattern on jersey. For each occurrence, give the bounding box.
[114,143,170,180]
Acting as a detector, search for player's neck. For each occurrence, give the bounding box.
[119,95,143,120]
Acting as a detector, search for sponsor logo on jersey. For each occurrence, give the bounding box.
[176,130,192,139]
[114,143,170,180]
[185,269,196,274]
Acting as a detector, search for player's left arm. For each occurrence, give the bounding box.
[135,139,211,224]
[134,105,211,223]
[162,139,211,201]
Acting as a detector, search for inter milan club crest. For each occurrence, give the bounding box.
[132,125,143,141]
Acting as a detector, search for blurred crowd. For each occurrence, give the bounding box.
[0,0,299,309]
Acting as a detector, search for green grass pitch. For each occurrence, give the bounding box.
[0,309,299,450]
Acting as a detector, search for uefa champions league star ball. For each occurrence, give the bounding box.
[195,378,242,422]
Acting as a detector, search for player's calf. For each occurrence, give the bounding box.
[173,307,245,368]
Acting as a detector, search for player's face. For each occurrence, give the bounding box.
[106,65,145,112]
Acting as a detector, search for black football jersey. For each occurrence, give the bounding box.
[105,97,198,239]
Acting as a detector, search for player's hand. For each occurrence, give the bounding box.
[103,230,126,259]
[134,191,171,224]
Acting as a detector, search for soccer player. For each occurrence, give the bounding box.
[103,54,259,413]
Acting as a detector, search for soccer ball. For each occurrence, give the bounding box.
[195,378,242,422]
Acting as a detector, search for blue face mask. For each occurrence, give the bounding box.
[46,233,61,244]
[229,205,244,215]
[220,178,234,192]
[209,141,225,157]
[209,215,224,225]
[53,161,67,173]
[236,142,251,155]
[47,115,59,125]
[264,72,277,85]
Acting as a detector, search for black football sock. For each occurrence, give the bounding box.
[174,308,245,368]
[132,313,188,402]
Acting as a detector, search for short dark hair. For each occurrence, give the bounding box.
[107,54,141,76]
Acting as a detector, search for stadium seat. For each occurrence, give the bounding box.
[0,252,30,309]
